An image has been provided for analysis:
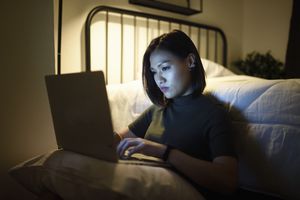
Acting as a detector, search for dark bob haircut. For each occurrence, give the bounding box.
[142,29,206,107]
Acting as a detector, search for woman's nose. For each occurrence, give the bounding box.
[157,72,166,84]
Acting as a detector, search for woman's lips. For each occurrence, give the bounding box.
[160,87,169,93]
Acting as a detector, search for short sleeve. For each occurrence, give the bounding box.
[128,105,154,138]
[208,108,237,160]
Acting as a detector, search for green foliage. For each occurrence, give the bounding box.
[232,51,285,79]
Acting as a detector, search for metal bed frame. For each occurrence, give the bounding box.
[85,6,228,79]
[57,5,228,83]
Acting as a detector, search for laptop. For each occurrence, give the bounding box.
[45,71,170,167]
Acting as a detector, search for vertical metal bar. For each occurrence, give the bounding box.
[146,18,149,44]
[168,21,171,32]
[179,23,182,30]
[198,28,201,53]
[223,33,227,66]
[200,0,203,12]
[215,32,218,63]
[120,14,123,83]
[57,0,63,74]
[158,20,161,35]
[206,30,209,59]
[134,16,137,80]
[105,11,108,84]
[188,25,191,38]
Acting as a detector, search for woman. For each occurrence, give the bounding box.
[114,30,238,198]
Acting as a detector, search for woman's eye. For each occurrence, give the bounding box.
[151,71,156,75]
[162,66,170,71]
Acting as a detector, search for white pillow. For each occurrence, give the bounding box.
[107,80,152,132]
[201,58,235,77]
[9,149,205,200]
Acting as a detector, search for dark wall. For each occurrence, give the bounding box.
[0,0,56,199]
[285,0,300,78]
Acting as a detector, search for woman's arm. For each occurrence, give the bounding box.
[168,149,238,195]
[114,128,137,145]
[116,137,237,195]
[116,132,238,195]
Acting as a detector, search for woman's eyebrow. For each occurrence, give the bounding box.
[150,60,171,71]
[157,60,171,68]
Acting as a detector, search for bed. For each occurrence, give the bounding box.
[10,5,300,200]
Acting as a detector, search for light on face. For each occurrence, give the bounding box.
[150,50,193,98]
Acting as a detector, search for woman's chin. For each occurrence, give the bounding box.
[164,93,174,99]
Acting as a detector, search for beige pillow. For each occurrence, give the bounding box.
[9,149,204,200]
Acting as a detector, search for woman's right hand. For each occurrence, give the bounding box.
[113,128,138,147]
[117,137,167,159]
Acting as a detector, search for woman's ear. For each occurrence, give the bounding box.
[187,53,196,71]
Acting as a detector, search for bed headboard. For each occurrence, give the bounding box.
[85,6,227,84]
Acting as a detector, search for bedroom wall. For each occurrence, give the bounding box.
[58,0,244,73]
[0,0,56,199]
[242,0,293,62]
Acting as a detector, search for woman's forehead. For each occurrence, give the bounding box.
[150,50,176,67]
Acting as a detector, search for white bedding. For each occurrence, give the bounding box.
[107,75,300,199]
[205,75,300,126]
[204,75,300,199]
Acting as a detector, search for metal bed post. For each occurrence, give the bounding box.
[57,0,63,75]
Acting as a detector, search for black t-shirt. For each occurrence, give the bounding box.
[128,93,237,161]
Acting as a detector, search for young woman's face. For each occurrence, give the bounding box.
[149,49,194,99]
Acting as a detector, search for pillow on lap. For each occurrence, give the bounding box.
[9,149,204,200]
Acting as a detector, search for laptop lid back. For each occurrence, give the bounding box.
[45,71,117,162]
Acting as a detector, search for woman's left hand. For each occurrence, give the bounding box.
[117,137,166,158]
